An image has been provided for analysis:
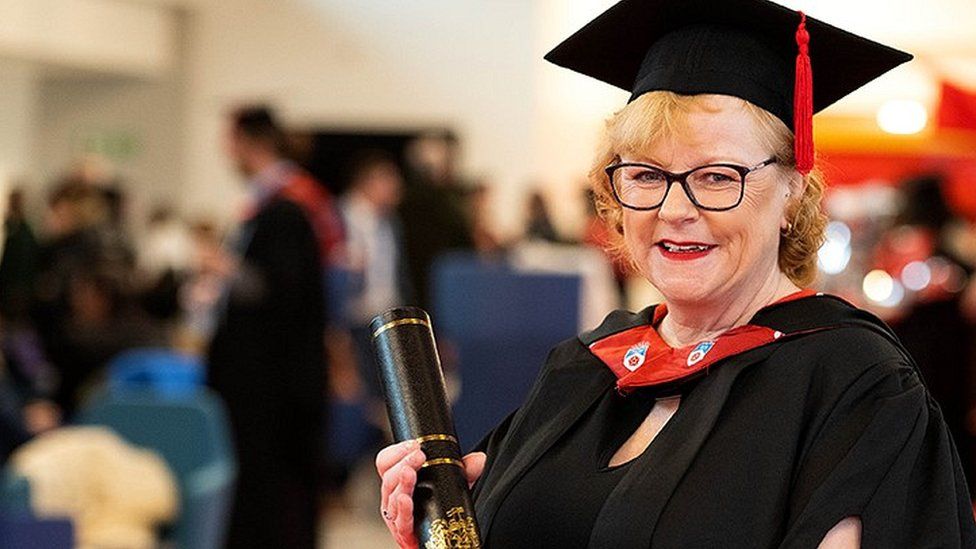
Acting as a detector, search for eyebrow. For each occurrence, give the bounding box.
[619,155,751,168]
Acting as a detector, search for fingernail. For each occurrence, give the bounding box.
[405,439,419,450]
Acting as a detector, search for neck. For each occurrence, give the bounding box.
[658,269,800,348]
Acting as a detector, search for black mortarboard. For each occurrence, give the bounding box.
[544,0,912,173]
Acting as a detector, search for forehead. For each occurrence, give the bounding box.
[626,95,770,166]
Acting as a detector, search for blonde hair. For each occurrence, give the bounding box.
[588,91,827,287]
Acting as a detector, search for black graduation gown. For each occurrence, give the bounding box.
[207,197,325,549]
[471,295,976,548]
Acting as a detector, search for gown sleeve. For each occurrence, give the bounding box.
[779,359,976,548]
[470,409,518,500]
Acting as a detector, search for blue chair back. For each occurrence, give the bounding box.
[78,389,236,549]
[107,348,204,397]
[0,471,30,515]
[432,253,580,451]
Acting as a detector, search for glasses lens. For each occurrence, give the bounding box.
[612,165,668,208]
[686,166,744,209]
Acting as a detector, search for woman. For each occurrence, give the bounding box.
[377,0,976,546]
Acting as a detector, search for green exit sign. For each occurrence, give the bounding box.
[80,131,141,161]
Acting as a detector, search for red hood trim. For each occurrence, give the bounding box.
[589,289,822,392]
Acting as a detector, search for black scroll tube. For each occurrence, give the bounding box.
[371,307,482,548]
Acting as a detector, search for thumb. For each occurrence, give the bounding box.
[462,452,487,487]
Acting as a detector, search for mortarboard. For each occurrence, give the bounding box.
[544,0,913,174]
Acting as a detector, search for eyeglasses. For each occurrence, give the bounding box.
[604,157,778,211]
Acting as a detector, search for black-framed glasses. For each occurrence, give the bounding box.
[605,157,778,211]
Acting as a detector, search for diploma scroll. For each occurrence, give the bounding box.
[371,307,482,549]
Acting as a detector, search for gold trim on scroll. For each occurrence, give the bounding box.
[420,458,464,469]
[371,317,430,338]
[415,434,459,445]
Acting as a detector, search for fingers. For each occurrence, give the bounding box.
[376,439,418,474]
[393,492,418,547]
[377,440,425,548]
[462,452,487,487]
[380,447,425,522]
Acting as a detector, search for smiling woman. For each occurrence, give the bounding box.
[374,0,976,547]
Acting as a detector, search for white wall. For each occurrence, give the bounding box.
[0,0,176,76]
[0,59,38,183]
[182,0,543,233]
[34,69,186,223]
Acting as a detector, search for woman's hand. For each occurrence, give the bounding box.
[376,440,487,548]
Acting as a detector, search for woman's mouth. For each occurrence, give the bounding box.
[656,240,717,261]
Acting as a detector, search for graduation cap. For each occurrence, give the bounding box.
[544,0,912,174]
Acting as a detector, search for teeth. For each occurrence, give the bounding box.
[662,243,711,252]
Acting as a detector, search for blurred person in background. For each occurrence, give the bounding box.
[0,183,61,463]
[339,150,410,402]
[881,174,976,495]
[207,105,326,549]
[32,177,154,416]
[137,205,194,322]
[524,189,563,243]
[465,180,506,255]
[398,132,474,309]
[322,150,411,495]
[0,187,40,321]
[176,218,224,353]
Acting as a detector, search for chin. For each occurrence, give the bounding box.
[660,287,716,306]
[651,274,719,305]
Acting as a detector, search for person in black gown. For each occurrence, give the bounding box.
[207,108,325,549]
[376,0,976,546]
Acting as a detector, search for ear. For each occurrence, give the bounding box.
[780,172,807,230]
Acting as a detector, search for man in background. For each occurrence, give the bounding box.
[398,132,473,309]
[339,150,410,409]
[207,106,329,549]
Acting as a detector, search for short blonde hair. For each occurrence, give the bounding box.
[588,91,827,287]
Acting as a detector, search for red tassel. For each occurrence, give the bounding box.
[794,12,814,175]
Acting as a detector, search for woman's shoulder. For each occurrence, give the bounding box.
[756,294,920,403]
[761,294,909,366]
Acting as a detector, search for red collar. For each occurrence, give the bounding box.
[589,290,819,393]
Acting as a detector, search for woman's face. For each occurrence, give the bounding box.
[621,96,796,307]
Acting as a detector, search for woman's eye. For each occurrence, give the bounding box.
[699,171,737,185]
[632,169,666,184]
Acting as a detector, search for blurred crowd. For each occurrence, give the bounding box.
[0,105,625,546]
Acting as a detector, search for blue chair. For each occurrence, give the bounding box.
[0,514,73,549]
[0,471,31,515]
[0,471,74,549]
[107,348,204,397]
[78,389,236,549]
[431,252,581,451]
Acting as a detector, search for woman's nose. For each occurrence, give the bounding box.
[657,182,700,223]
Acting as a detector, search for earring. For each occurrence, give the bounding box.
[781,221,794,235]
